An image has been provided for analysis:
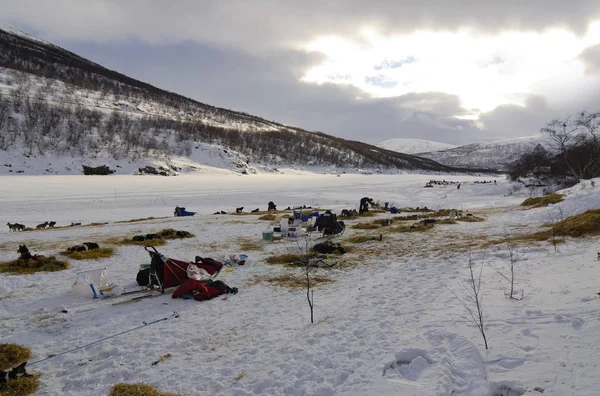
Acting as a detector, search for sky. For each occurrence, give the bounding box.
[2,0,600,145]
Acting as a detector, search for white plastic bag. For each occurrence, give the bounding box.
[72,268,119,298]
[187,264,210,280]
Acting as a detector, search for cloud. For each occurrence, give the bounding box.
[3,1,600,146]
[580,43,600,74]
[2,0,600,51]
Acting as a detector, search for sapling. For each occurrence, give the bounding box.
[447,252,489,349]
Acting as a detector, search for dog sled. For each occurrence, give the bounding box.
[137,246,223,293]
[174,206,196,217]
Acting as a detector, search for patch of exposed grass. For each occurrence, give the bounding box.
[428,209,452,217]
[158,229,194,239]
[486,210,600,246]
[0,344,31,371]
[258,214,277,221]
[345,234,382,244]
[544,209,600,237]
[108,383,182,396]
[389,224,434,233]
[358,211,376,217]
[115,216,168,224]
[250,273,333,289]
[60,247,115,260]
[521,193,564,208]
[0,256,69,275]
[456,216,485,222]
[351,222,380,230]
[120,238,167,246]
[265,253,311,265]
[238,241,264,251]
[436,219,457,224]
[0,374,40,396]
[85,222,109,227]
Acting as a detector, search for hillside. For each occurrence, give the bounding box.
[0,27,499,176]
[418,135,554,170]
[377,138,456,154]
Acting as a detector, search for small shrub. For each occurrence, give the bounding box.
[61,247,115,260]
[0,256,69,274]
[82,165,114,175]
[520,194,564,208]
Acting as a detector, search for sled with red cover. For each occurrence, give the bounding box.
[141,246,223,293]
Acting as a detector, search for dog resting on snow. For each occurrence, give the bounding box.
[67,242,100,252]
[17,245,46,267]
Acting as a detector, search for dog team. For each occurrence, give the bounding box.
[7,221,56,231]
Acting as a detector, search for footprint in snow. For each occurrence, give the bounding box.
[383,331,526,395]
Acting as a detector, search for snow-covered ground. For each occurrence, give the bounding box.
[1,173,599,396]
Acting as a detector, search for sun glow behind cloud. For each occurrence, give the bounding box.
[302,23,600,115]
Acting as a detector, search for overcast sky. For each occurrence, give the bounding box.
[2,0,600,144]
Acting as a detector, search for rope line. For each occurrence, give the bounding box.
[28,312,179,366]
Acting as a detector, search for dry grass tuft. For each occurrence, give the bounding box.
[115,216,168,224]
[544,209,600,237]
[389,224,434,233]
[345,234,382,244]
[238,240,264,251]
[251,273,333,289]
[0,374,40,396]
[456,216,485,222]
[428,209,452,217]
[108,383,182,396]
[86,222,109,227]
[436,219,457,225]
[265,253,310,265]
[0,256,69,275]
[521,193,564,208]
[60,247,115,260]
[351,222,380,230]
[0,344,31,371]
[258,214,277,221]
[158,229,195,239]
[120,238,167,246]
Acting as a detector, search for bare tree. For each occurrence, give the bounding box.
[541,118,579,179]
[573,111,600,178]
[489,240,524,300]
[447,253,489,349]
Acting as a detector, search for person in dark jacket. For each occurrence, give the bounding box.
[359,197,374,214]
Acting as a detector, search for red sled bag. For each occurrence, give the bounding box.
[172,279,238,301]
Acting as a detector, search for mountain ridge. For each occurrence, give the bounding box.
[0,27,499,175]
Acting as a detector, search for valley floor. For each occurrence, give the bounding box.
[1,173,599,396]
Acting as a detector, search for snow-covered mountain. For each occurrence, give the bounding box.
[377,138,456,154]
[418,135,555,170]
[0,26,496,176]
